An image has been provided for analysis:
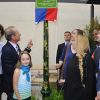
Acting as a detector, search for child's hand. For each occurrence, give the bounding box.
[17,95,22,100]
[18,97,22,100]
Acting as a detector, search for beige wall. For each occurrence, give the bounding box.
[94,4,100,21]
[0,2,100,69]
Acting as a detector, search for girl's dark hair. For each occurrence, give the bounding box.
[0,24,5,37]
[16,51,32,68]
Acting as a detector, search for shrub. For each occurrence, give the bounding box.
[84,17,100,47]
[44,88,64,100]
[31,96,36,100]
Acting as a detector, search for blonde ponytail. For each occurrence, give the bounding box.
[76,35,89,85]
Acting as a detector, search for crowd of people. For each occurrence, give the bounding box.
[56,29,100,100]
[0,23,100,100]
[0,24,33,100]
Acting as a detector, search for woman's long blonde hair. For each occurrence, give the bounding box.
[76,35,89,83]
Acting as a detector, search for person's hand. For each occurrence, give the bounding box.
[95,96,98,100]
[18,98,21,100]
[59,79,65,84]
[95,96,100,100]
[18,96,22,100]
[27,40,33,49]
[95,93,100,100]
[55,63,62,69]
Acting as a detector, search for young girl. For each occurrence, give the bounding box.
[13,51,32,100]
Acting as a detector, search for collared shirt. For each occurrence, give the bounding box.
[97,45,100,48]
[0,42,4,74]
[65,42,67,46]
[65,41,70,46]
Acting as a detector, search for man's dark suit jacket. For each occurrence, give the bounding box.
[94,47,100,70]
[94,47,100,92]
[56,43,65,63]
[1,41,31,93]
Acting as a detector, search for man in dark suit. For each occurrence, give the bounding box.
[1,26,33,100]
[94,31,100,100]
[56,31,71,91]
[90,29,100,56]
[95,47,100,100]
[56,31,71,63]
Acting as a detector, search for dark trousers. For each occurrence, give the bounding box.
[6,92,13,100]
[0,74,3,100]
[13,97,31,100]
[3,74,13,100]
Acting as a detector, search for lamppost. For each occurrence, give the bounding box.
[41,20,51,98]
[87,0,94,22]
[35,0,57,98]
[90,1,94,22]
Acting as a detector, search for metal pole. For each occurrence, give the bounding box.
[90,3,94,22]
[41,20,51,98]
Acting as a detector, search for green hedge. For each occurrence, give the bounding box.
[31,88,64,100]
[84,17,100,47]
[44,89,64,100]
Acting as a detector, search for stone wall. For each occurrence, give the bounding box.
[0,2,100,69]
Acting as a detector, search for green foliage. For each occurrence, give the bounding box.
[31,84,64,100]
[31,96,36,100]
[44,88,64,100]
[84,17,100,47]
